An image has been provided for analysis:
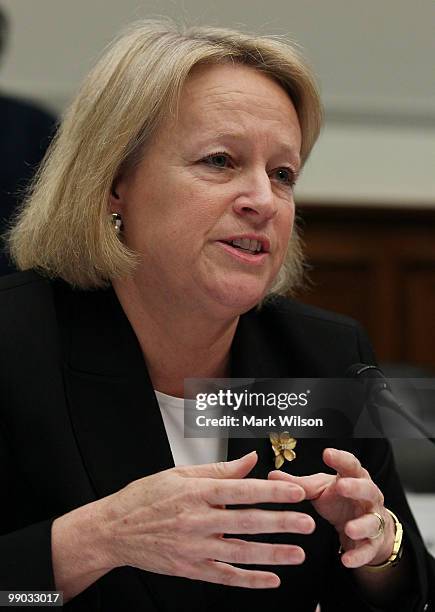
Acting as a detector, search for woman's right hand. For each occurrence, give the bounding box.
[99,451,316,589]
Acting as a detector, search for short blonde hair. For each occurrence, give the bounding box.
[6,17,322,294]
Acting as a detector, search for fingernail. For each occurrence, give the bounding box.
[298,516,314,531]
[239,451,257,460]
[292,487,305,500]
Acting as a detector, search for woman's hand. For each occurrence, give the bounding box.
[268,448,395,569]
[98,451,316,588]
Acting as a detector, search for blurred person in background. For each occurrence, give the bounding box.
[0,6,56,275]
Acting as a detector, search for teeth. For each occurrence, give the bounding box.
[230,238,262,253]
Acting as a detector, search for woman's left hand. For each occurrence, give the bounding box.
[268,448,396,569]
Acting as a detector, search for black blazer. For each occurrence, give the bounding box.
[0,270,431,611]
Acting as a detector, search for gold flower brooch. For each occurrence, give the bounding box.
[269,432,297,469]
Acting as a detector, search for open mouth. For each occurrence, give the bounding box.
[221,238,264,255]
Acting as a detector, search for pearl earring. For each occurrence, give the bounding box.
[111,213,123,234]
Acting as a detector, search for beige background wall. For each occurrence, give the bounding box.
[0,0,434,205]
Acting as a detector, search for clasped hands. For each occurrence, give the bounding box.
[96,448,395,589]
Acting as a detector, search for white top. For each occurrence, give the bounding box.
[154,390,228,467]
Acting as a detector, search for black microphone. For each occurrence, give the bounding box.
[346,363,435,444]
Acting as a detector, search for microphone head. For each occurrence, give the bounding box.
[346,363,385,379]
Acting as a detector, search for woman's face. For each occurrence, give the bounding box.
[112,62,302,317]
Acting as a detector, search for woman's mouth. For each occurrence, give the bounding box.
[217,240,269,265]
[225,237,263,254]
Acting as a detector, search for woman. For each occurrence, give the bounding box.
[0,18,432,611]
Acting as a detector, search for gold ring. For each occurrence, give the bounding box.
[368,511,385,539]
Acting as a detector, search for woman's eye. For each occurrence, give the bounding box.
[274,168,296,188]
[201,153,296,188]
[202,152,231,168]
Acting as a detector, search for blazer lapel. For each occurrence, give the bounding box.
[55,281,175,499]
[227,306,291,477]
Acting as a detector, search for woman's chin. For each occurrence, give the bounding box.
[205,281,269,315]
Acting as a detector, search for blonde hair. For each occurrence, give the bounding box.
[5,17,322,295]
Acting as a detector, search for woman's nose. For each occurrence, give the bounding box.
[232,169,278,222]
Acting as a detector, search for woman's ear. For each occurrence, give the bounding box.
[109,181,122,212]
[110,172,131,212]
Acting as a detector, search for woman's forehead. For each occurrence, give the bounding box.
[180,62,295,115]
[165,63,301,153]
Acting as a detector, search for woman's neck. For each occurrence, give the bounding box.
[112,278,238,397]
